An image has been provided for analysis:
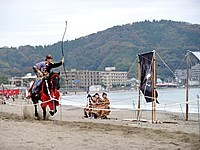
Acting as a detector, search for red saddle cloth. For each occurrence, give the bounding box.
[40,88,60,111]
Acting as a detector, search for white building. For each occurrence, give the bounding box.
[61,68,128,90]
[100,68,128,89]
[191,63,200,81]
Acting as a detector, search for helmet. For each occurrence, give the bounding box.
[46,55,53,60]
[102,92,107,96]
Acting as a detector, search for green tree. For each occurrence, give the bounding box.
[0,75,9,84]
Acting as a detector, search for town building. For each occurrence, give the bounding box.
[175,63,200,85]
[191,63,200,81]
[61,69,101,91]
[61,67,128,91]
[175,69,188,80]
[100,67,128,89]
[7,68,128,92]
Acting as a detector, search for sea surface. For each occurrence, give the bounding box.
[61,88,200,113]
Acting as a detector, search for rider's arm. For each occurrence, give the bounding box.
[33,62,43,77]
[49,60,63,68]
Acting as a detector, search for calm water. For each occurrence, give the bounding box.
[61,88,200,113]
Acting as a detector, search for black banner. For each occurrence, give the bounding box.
[138,52,159,104]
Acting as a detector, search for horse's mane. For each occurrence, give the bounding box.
[49,71,60,90]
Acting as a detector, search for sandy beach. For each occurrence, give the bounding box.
[0,98,200,150]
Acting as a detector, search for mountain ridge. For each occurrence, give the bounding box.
[1,20,200,80]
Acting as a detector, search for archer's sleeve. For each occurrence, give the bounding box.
[33,62,41,72]
[50,61,62,68]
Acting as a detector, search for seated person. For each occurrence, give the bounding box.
[100,92,111,119]
[84,94,92,118]
[84,93,100,119]
[84,92,111,119]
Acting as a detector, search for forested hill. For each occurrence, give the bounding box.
[1,20,200,79]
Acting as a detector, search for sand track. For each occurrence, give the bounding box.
[1,111,200,150]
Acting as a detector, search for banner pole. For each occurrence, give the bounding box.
[153,50,156,123]
[197,97,200,138]
[137,55,141,121]
[186,50,189,121]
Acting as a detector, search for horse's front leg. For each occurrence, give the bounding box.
[32,98,39,118]
[34,104,39,118]
[49,100,57,116]
[53,100,57,114]
[42,106,46,120]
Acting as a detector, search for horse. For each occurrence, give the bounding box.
[30,72,61,120]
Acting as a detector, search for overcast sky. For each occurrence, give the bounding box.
[1,0,200,47]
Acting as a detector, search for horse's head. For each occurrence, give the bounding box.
[49,72,60,90]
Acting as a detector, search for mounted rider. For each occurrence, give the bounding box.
[28,55,64,97]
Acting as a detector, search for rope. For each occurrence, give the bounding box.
[176,52,187,70]
[110,96,138,103]
[156,51,178,79]
[157,99,198,109]
[60,91,199,111]
[127,57,138,77]
[0,98,60,107]
[0,98,198,113]
[60,95,138,104]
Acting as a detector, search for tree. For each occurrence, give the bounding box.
[0,75,9,84]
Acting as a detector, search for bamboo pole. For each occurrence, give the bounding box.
[60,98,62,121]
[186,51,189,121]
[197,97,200,137]
[152,50,156,122]
[1,84,4,104]
[137,55,141,121]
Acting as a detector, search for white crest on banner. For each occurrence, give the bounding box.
[191,51,200,61]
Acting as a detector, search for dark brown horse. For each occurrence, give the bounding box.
[31,72,60,120]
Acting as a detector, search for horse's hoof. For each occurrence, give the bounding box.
[34,116,39,120]
[35,113,38,118]
[49,111,55,116]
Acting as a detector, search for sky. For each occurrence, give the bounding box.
[0,0,200,47]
